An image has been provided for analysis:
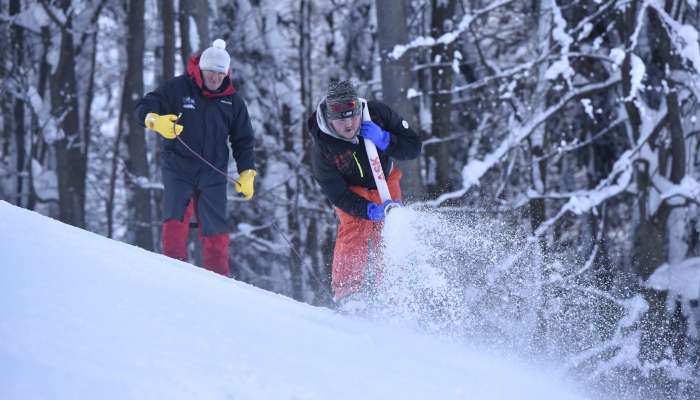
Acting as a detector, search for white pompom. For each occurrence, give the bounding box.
[212,39,226,49]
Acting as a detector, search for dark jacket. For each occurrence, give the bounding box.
[134,55,255,235]
[310,99,421,219]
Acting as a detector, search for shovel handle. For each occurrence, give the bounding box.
[361,101,393,203]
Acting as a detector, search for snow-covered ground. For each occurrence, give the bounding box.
[0,201,588,400]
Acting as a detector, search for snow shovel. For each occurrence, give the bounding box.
[360,100,400,216]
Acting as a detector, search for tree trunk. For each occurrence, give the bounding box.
[151,0,176,249]
[427,0,456,196]
[634,2,689,364]
[121,0,153,250]
[179,0,209,70]
[297,0,330,304]
[530,0,552,348]
[193,0,209,50]
[178,0,192,71]
[28,26,54,210]
[10,0,28,207]
[637,89,688,362]
[299,0,313,166]
[0,2,10,167]
[375,0,424,200]
[106,128,121,239]
[282,104,304,300]
[160,0,176,81]
[617,0,642,142]
[83,30,98,180]
[51,1,87,228]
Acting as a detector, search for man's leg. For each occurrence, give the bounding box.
[193,184,231,277]
[162,199,194,261]
[332,210,374,300]
[333,168,404,299]
[201,233,230,276]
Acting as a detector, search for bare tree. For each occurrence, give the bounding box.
[427,0,456,197]
[10,0,28,207]
[45,0,87,228]
[160,0,176,81]
[120,0,153,250]
[148,0,177,249]
[282,104,303,300]
[0,1,10,173]
[375,0,424,200]
[633,0,690,364]
[179,0,209,69]
[299,0,313,163]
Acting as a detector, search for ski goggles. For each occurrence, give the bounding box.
[326,99,360,120]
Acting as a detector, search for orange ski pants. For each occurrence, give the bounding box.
[332,168,402,300]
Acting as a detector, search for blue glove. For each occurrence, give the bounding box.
[360,121,390,151]
[367,200,402,221]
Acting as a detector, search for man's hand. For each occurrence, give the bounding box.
[144,113,183,139]
[234,169,256,200]
[367,200,402,221]
[360,121,390,151]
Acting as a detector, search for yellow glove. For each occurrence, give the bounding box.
[234,169,256,200]
[144,113,183,139]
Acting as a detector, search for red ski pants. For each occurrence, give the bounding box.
[162,198,230,276]
[332,168,402,300]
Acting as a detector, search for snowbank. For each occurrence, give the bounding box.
[0,201,587,400]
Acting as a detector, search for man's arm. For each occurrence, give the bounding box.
[369,101,422,160]
[229,92,256,172]
[134,81,172,127]
[312,148,371,219]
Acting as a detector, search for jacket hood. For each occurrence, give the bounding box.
[187,54,236,98]
[315,96,368,144]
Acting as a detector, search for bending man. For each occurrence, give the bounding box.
[309,80,421,301]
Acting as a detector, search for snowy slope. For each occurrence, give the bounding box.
[0,201,588,400]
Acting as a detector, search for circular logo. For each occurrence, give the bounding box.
[402,120,409,129]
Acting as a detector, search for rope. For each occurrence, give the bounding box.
[170,115,332,300]
[172,114,237,185]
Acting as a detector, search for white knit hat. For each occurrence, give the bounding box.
[199,39,230,73]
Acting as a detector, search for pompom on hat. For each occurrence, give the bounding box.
[199,39,230,73]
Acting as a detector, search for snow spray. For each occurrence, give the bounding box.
[351,205,542,349]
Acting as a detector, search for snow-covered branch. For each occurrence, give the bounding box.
[530,106,668,237]
[24,86,66,144]
[424,76,621,207]
[657,175,700,206]
[38,0,68,28]
[532,117,627,163]
[649,0,700,73]
[389,0,517,60]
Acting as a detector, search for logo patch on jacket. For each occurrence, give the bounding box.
[333,150,356,175]
[220,99,232,105]
[182,96,196,109]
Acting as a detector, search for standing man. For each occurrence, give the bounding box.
[134,39,256,276]
[309,80,422,301]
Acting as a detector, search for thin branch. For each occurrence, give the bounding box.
[39,0,67,29]
[423,76,621,207]
[76,0,109,56]
[530,108,668,238]
[532,116,627,163]
[389,0,518,59]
